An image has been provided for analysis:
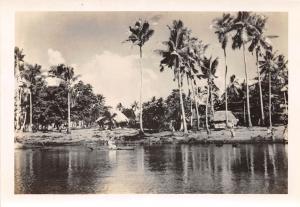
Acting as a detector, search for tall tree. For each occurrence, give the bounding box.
[14,47,25,131]
[124,19,154,134]
[248,13,278,126]
[187,38,208,130]
[199,56,219,134]
[231,11,258,127]
[157,20,191,133]
[260,50,287,129]
[213,13,234,127]
[20,64,43,131]
[49,64,80,133]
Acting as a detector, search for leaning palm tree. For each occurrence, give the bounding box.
[124,19,154,134]
[248,13,278,126]
[198,56,219,134]
[157,20,191,134]
[231,11,258,127]
[49,64,80,134]
[212,13,234,127]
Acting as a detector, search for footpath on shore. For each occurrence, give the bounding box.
[14,126,288,147]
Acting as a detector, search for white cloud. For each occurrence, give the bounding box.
[79,51,158,108]
[47,48,65,65]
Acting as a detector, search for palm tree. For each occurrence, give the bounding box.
[248,13,278,126]
[157,20,191,133]
[189,38,208,130]
[213,13,234,127]
[226,75,241,101]
[231,11,258,127]
[199,56,219,134]
[20,64,43,131]
[116,102,123,111]
[124,19,154,134]
[260,51,287,129]
[49,64,80,134]
[14,47,25,131]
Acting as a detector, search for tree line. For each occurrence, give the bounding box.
[14,11,288,134]
[14,49,107,133]
[125,11,288,134]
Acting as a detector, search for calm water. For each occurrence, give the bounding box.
[15,143,288,194]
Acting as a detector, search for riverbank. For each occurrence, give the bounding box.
[14,125,288,148]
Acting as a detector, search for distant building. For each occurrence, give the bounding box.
[212,110,239,129]
[96,109,129,129]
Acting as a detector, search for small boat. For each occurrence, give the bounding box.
[232,143,239,148]
[215,143,223,147]
[108,140,134,150]
[114,146,135,150]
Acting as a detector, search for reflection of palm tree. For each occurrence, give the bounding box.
[157,20,190,133]
[49,64,80,134]
[213,13,234,127]
[124,19,154,134]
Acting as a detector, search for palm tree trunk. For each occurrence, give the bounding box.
[224,49,228,127]
[243,100,246,125]
[242,43,252,127]
[210,87,214,117]
[178,72,187,133]
[206,82,210,134]
[15,59,21,131]
[139,46,144,133]
[256,51,265,126]
[28,90,32,132]
[21,110,27,131]
[67,90,71,134]
[187,77,193,128]
[283,91,288,114]
[191,82,200,130]
[269,71,272,129]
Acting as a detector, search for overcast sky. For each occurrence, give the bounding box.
[15,12,287,108]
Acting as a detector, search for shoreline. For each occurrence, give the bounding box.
[14,126,288,148]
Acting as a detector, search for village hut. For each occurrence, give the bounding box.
[212,110,238,129]
[96,109,129,129]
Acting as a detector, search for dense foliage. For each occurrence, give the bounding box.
[15,11,288,133]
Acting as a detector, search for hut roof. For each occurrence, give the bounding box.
[95,109,129,124]
[213,110,238,122]
[112,109,129,123]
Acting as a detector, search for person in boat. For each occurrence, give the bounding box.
[107,140,117,150]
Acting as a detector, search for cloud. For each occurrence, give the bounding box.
[79,51,158,108]
[47,48,65,65]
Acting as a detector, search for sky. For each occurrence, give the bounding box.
[15,12,287,108]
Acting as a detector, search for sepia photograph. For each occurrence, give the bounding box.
[13,11,289,194]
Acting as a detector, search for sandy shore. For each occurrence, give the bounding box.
[14,125,288,148]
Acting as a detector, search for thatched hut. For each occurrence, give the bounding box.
[96,109,129,129]
[212,110,238,129]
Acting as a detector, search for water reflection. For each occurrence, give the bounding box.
[15,144,288,194]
